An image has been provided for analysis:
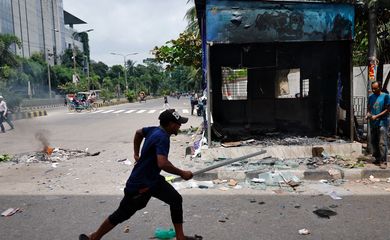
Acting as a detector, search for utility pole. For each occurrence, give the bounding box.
[47,49,52,99]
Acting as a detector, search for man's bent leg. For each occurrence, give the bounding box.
[88,218,116,240]
[152,180,185,239]
[87,191,151,240]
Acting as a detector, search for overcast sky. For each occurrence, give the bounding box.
[63,0,192,67]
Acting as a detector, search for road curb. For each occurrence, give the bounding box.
[20,104,64,111]
[193,168,390,181]
[12,110,47,121]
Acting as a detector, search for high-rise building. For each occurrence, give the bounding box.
[0,0,87,64]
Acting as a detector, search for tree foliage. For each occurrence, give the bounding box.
[0,34,21,67]
[353,0,390,65]
[153,31,202,70]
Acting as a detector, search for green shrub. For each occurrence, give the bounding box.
[125,90,136,102]
[100,89,114,103]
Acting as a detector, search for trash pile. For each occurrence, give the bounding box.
[11,148,100,163]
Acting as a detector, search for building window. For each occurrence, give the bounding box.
[221,67,248,100]
[275,68,309,98]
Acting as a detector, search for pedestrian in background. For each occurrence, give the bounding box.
[79,109,197,240]
[190,93,198,116]
[367,81,389,169]
[163,95,170,109]
[0,96,14,133]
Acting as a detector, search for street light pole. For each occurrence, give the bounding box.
[110,52,138,91]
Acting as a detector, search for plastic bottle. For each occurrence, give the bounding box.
[154,228,176,239]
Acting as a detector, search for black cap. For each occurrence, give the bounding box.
[159,109,188,124]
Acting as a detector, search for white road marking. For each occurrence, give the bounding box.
[113,110,125,114]
[136,110,146,113]
[148,110,156,113]
[125,110,136,113]
[91,110,104,114]
[102,110,114,113]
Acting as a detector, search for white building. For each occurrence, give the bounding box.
[0,0,88,64]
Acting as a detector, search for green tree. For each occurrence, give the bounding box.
[153,31,202,70]
[60,48,84,70]
[0,34,21,67]
[90,61,109,80]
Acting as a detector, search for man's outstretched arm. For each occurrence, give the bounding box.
[157,155,193,180]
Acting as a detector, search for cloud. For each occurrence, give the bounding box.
[63,0,191,66]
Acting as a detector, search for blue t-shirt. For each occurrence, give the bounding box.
[125,127,170,193]
[368,93,389,127]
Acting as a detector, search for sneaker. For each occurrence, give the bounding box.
[79,234,89,240]
[380,162,387,169]
[185,235,203,240]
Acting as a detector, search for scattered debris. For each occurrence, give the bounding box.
[257,171,301,188]
[313,208,337,219]
[218,187,229,191]
[123,226,130,233]
[1,208,20,217]
[0,154,11,162]
[172,180,214,190]
[312,147,325,157]
[369,175,381,183]
[251,178,266,183]
[212,179,227,184]
[221,141,241,148]
[11,148,100,163]
[154,228,176,239]
[121,159,132,166]
[329,191,343,200]
[228,179,238,186]
[328,169,342,180]
[298,228,310,235]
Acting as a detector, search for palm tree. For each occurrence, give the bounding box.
[185,0,199,36]
[0,34,21,67]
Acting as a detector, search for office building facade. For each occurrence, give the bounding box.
[0,0,86,64]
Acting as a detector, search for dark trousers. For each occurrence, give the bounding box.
[108,179,183,225]
[0,111,5,132]
[4,112,14,129]
[191,104,195,115]
[370,125,388,163]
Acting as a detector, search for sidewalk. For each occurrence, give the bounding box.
[174,131,390,182]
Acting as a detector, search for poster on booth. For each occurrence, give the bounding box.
[369,63,377,81]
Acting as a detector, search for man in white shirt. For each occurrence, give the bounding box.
[0,96,14,133]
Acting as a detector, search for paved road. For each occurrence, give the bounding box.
[1,190,390,240]
[0,96,201,155]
